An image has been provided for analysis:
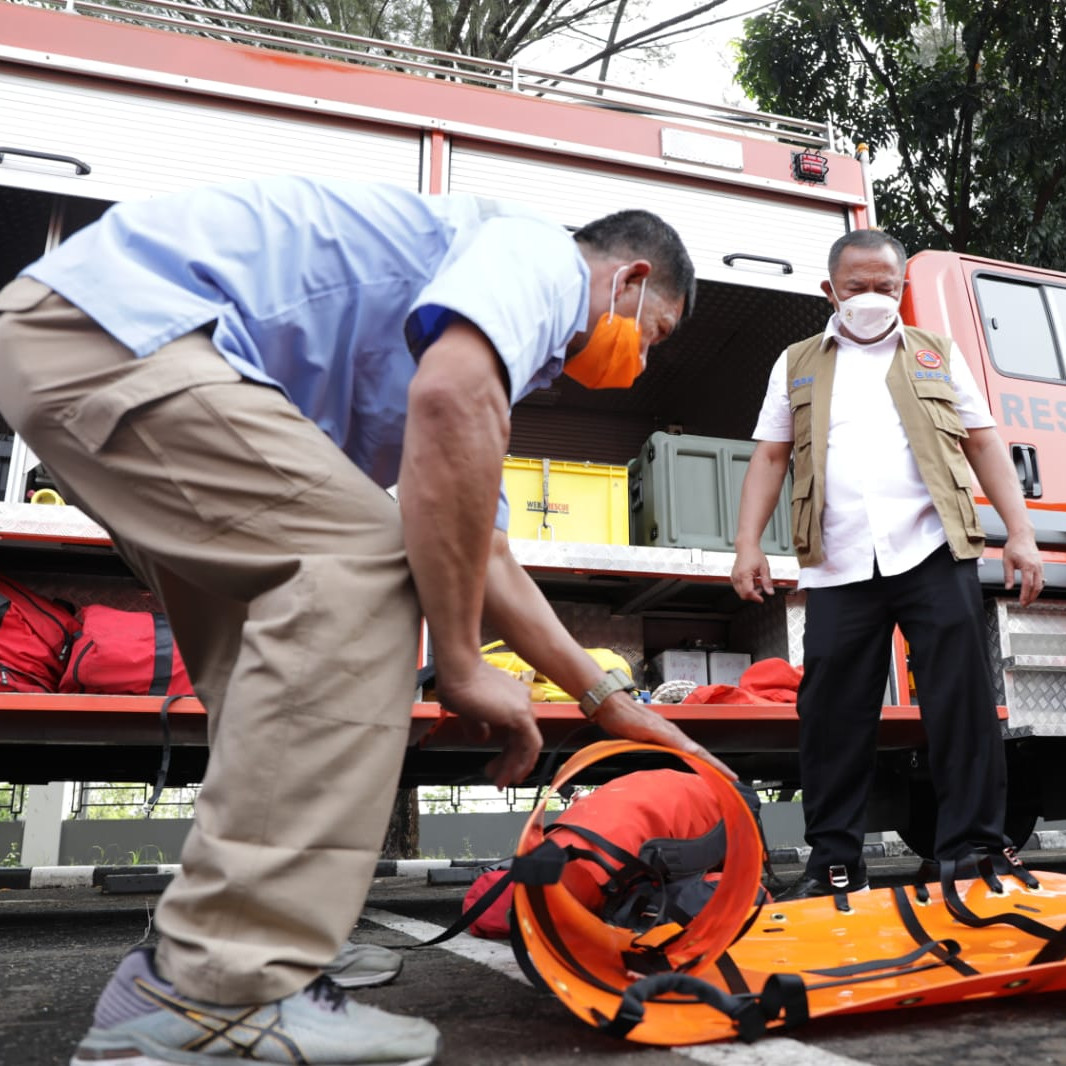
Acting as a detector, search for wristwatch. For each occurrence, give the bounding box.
[578,667,637,719]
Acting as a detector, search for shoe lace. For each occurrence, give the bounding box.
[306,974,348,1012]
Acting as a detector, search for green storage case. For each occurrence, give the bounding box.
[628,432,793,554]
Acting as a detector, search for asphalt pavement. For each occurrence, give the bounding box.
[6,852,1066,1066]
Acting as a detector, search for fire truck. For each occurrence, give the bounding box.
[1,0,1063,855]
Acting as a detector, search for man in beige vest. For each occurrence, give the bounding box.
[731,229,1043,901]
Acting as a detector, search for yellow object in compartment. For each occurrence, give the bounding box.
[502,456,628,545]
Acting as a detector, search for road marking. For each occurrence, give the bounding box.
[676,1039,873,1065]
[360,906,526,981]
[361,907,875,1065]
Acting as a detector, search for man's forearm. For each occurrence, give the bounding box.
[399,325,511,681]
[482,536,608,701]
[964,430,1035,538]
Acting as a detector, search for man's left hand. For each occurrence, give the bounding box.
[1002,533,1044,606]
[593,694,737,780]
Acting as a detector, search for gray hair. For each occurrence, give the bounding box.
[574,209,697,318]
[828,229,907,279]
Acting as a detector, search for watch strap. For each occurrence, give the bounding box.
[578,667,636,719]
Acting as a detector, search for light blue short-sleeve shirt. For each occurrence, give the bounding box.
[24,176,590,528]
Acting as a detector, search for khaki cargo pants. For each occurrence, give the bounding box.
[0,279,420,1004]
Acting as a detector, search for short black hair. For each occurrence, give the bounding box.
[828,229,907,278]
[574,209,697,318]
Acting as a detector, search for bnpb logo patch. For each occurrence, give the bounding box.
[915,349,942,370]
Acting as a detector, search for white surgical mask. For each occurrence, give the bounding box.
[832,288,900,341]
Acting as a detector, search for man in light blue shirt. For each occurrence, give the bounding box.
[0,176,720,1066]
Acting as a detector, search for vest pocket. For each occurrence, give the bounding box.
[790,385,814,452]
[914,379,966,438]
[790,470,814,555]
[951,461,985,541]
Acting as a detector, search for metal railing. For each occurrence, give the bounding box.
[70,781,201,818]
[0,781,24,819]
[25,0,836,148]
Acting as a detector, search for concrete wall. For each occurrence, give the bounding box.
[2,804,813,866]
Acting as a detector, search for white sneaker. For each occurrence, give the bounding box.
[323,941,404,988]
[71,947,440,1066]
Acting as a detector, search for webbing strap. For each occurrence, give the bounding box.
[411,864,517,948]
[509,895,552,993]
[524,881,626,997]
[143,694,183,815]
[892,885,979,976]
[595,971,766,1042]
[545,821,647,873]
[714,950,752,994]
[595,970,809,1043]
[149,613,173,696]
[407,838,574,951]
[803,938,965,980]
[1027,923,1066,965]
[939,858,1059,941]
[639,822,727,879]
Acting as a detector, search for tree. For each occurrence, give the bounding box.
[196,0,744,77]
[735,1,1066,269]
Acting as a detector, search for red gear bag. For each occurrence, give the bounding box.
[59,604,193,696]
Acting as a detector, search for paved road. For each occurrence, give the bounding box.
[5,854,1066,1066]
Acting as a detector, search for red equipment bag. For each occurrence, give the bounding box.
[59,604,193,696]
[0,574,79,693]
[462,864,515,939]
[460,770,765,940]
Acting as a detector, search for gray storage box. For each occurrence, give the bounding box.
[628,431,793,554]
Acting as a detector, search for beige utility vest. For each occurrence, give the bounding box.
[786,326,985,569]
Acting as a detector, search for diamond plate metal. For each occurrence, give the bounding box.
[990,598,1066,735]
[0,502,109,542]
[727,590,806,665]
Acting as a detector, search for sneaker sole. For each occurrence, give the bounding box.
[327,964,404,990]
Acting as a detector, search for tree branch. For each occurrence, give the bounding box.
[830,0,953,243]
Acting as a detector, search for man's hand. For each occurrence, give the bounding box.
[435,660,544,789]
[731,544,774,603]
[1002,532,1044,607]
[593,693,737,780]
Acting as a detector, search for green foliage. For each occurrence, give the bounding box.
[1,841,20,867]
[736,1,1066,269]
[89,843,168,866]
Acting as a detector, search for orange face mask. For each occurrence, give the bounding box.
[563,270,646,390]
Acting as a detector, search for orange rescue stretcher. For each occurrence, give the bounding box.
[509,740,1066,1046]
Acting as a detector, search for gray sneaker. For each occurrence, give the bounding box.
[322,942,404,988]
[70,947,440,1066]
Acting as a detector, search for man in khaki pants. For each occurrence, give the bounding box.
[0,176,728,1066]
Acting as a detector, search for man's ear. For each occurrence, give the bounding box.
[820,279,835,305]
[622,259,652,290]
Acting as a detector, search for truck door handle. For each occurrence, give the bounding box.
[1011,443,1042,498]
[0,147,92,175]
[722,253,794,274]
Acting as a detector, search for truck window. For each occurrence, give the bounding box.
[974,274,1066,382]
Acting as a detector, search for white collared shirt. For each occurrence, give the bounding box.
[753,315,995,588]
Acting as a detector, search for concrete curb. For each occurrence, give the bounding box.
[5,833,1063,890]
[0,857,501,890]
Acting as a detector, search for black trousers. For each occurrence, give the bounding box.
[797,543,1009,881]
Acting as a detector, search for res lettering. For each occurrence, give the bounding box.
[1000,393,1066,432]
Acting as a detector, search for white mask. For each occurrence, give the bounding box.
[832,288,900,341]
